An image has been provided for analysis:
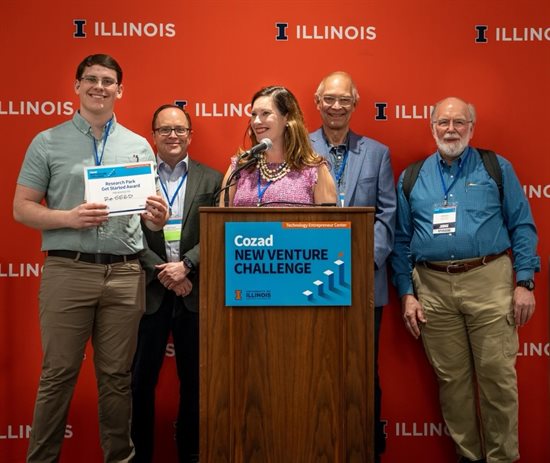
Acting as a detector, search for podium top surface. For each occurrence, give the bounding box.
[200,206,375,214]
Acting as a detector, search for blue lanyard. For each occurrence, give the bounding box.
[159,171,188,213]
[257,174,272,205]
[437,147,470,204]
[92,119,113,166]
[335,149,349,184]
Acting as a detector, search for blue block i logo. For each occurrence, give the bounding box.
[475,25,489,43]
[73,19,87,38]
[275,23,288,41]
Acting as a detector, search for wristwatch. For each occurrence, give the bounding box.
[516,279,535,291]
[182,256,195,272]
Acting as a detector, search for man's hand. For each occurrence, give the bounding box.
[142,195,169,230]
[513,286,535,326]
[67,202,109,229]
[156,261,190,290]
[401,294,427,339]
[172,278,193,297]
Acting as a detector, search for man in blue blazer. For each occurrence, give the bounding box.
[310,72,396,463]
[132,105,222,463]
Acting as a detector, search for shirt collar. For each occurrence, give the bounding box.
[436,146,470,168]
[72,111,117,137]
[321,129,349,152]
[157,154,189,175]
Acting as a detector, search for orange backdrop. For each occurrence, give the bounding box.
[1,1,549,462]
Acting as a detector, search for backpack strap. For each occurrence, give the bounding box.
[476,148,503,202]
[402,159,425,201]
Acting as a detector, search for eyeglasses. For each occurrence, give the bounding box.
[154,126,191,137]
[79,75,118,87]
[321,95,355,107]
[433,119,473,129]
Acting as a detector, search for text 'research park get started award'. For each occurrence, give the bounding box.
[84,162,156,216]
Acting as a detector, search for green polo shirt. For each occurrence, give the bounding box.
[17,112,155,254]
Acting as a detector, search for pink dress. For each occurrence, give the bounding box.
[231,157,319,207]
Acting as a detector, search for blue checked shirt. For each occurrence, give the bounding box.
[391,147,540,297]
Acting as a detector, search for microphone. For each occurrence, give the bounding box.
[219,138,272,207]
[238,138,273,160]
[219,156,259,207]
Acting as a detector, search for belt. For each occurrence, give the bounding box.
[421,251,508,274]
[47,250,139,265]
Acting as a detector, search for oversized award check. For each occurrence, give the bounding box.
[84,162,156,216]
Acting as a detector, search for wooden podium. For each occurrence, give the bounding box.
[199,207,375,463]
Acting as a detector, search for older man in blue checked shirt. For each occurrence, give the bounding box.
[391,96,539,463]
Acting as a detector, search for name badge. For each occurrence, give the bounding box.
[163,218,182,242]
[338,191,345,207]
[433,204,457,235]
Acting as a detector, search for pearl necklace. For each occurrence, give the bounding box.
[258,156,290,182]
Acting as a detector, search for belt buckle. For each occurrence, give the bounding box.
[94,254,111,265]
[446,263,464,273]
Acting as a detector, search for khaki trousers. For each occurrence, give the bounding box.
[27,256,145,463]
[413,255,519,463]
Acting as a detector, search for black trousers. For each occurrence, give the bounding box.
[131,291,199,463]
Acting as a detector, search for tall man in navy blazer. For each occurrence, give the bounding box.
[131,104,222,463]
[310,71,396,463]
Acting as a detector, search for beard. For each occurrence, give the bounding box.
[435,134,469,159]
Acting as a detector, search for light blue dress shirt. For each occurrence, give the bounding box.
[157,156,188,262]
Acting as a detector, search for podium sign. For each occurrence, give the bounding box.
[224,221,352,306]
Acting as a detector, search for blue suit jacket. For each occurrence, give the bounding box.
[310,128,396,306]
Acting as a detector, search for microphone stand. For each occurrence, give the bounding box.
[221,157,259,208]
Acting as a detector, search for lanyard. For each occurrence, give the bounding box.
[257,175,272,205]
[159,171,188,213]
[437,147,470,204]
[335,149,349,185]
[92,119,113,166]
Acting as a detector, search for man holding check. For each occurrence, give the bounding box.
[13,54,168,463]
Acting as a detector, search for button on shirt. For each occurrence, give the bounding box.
[157,156,188,262]
[391,148,539,296]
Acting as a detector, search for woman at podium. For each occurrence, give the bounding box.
[219,86,336,207]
